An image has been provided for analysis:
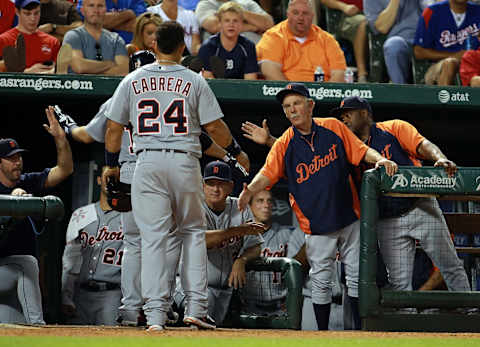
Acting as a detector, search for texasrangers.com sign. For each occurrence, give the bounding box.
[379,166,480,195]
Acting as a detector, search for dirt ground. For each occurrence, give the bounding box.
[1,325,480,338]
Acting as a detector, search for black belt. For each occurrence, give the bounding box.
[80,280,120,292]
[136,148,188,155]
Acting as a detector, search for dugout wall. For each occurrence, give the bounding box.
[360,166,480,332]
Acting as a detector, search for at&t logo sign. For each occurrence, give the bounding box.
[438,89,470,103]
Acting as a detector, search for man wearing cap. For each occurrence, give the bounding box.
[0,0,62,73]
[199,160,265,326]
[331,96,470,296]
[238,82,398,330]
[0,106,73,324]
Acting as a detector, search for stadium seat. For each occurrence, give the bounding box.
[367,27,388,83]
[322,6,356,68]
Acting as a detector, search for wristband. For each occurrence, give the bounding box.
[225,137,242,157]
[105,150,120,167]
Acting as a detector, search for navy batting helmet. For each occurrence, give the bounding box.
[129,50,156,72]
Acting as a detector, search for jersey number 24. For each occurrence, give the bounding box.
[137,99,188,135]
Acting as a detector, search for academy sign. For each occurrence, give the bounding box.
[391,173,457,190]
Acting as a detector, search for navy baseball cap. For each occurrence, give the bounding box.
[15,0,40,8]
[203,161,232,182]
[275,83,310,103]
[330,96,372,117]
[0,138,27,158]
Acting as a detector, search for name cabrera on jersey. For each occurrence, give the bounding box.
[68,203,124,284]
[204,197,264,289]
[241,223,305,303]
[105,63,224,158]
[85,98,136,164]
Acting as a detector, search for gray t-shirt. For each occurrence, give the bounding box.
[204,197,264,289]
[364,0,422,42]
[105,62,223,158]
[63,26,127,73]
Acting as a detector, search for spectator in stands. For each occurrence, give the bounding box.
[126,12,162,56]
[320,0,368,83]
[0,0,16,35]
[364,0,422,84]
[38,0,83,42]
[147,0,200,55]
[460,44,480,86]
[256,0,346,82]
[414,0,480,85]
[0,0,64,73]
[239,189,307,317]
[63,0,129,76]
[196,0,274,44]
[179,0,198,11]
[197,1,259,79]
[77,0,147,44]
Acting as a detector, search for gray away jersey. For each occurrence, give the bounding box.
[105,62,224,157]
[204,197,264,289]
[62,203,124,286]
[240,223,305,303]
[85,98,136,164]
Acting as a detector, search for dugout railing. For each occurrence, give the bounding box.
[360,166,480,332]
[230,257,304,330]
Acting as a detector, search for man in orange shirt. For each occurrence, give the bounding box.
[0,0,61,73]
[256,0,346,82]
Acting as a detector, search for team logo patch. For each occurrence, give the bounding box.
[9,141,15,148]
[340,100,345,107]
[286,84,293,90]
[213,166,219,174]
[41,44,52,54]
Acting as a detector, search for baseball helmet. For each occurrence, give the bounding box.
[129,50,156,72]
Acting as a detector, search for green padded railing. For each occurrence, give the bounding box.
[232,257,304,330]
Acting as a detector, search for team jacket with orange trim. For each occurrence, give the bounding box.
[360,120,425,218]
[260,118,369,235]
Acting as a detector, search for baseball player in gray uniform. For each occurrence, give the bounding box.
[103,22,244,331]
[239,189,306,316]
[201,161,265,325]
[62,168,123,325]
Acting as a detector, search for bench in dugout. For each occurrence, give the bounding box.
[359,166,480,332]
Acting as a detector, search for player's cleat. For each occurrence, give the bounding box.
[117,311,147,327]
[166,308,179,325]
[146,324,165,332]
[183,315,216,330]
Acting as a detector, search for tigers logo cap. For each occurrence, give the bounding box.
[203,161,232,182]
[275,83,310,103]
[0,138,27,158]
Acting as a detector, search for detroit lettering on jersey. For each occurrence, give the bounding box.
[261,243,288,258]
[131,76,192,96]
[80,226,124,248]
[296,144,338,184]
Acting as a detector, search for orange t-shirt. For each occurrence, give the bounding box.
[256,20,347,82]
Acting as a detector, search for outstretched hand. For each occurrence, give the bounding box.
[242,119,271,145]
[44,106,66,139]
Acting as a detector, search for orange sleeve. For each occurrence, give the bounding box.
[256,28,284,65]
[323,32,347,71]
[260,128,293,185]
[389,120,425,157]
[316,118,368,166]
